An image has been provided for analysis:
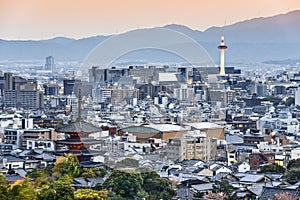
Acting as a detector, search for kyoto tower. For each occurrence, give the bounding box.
[218,36,227,76]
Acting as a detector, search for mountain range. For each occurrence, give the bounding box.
[0,10,300,64]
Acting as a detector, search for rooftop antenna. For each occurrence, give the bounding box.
[77,88,82,121]
[222,20,226,35]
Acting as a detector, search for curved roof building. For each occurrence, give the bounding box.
[119,124,187,141]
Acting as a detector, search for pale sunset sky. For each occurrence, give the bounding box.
[0,0,299,40]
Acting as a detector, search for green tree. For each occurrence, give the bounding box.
[258,163,285,174]
[80,167,106,178]
[284,167,300,184]
[26,168,49,187]
[103,170,144,200]
[53,178,74,200]
[41,164,53,177]
[92,167,107,178]
[13,178,37,200]
[37,185,56,200]
[52,153,81,179]
[74,188,108,200]
[0,175,9,200]
[287,158,300,170]
[285,97,295,106]
[27,168,42,179]
[81,168,96,178]
[9,184,22,199]
[36,174,73,200]
[142,171,176,200]
[213,179,238,200]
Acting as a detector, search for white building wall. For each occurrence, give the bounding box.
[291,147,300,160]
[295,87,300,106]
[238,162,250,173]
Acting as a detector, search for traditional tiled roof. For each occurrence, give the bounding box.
[259,187,300,200]
[192,183,213,191]
[210,172,229,182]
[57,120,101,133]
[4,174,25,183]
[240,174,266,183]
[5,155,24,162]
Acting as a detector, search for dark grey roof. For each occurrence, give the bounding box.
[173,187,194,200]
[73,178,88,187]
[192,167,205,174]
[73,177,105,188]
[211,164,223,172]
[33,149,44,154]
[4,174,25,183]
[259,187,300,200]
[57,120,101,133]
[33,153,56,161]
[181,159,202,166]
[86,178,105,187]
[5,155,24,162]
[192,183,213,191]
[240,174,266,183]
[210,172,229,182]
[120,126,160,134]
[18,150,32,157]
[248,184,264,196]
[79,161,103,168]
[14,169,27,177]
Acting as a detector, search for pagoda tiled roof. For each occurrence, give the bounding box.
[57,119,101,133]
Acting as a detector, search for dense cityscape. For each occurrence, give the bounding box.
[0,1,300,200]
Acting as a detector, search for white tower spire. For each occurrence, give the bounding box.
[218,36,227,76]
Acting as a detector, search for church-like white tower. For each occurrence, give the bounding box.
[218,36,227,76]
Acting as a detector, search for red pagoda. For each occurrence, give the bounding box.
[56,89,103,161]
[56,119,102,161]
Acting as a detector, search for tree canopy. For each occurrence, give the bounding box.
[103,169,176,200]
[284,159,300,184]
[0,154,175,200]
[258,163,285,174]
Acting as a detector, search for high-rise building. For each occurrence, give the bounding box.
[63,79,92,98]
[63,79,81,95]
[3,73,43,109]
[43,83,60,95]
[45,56,55,71]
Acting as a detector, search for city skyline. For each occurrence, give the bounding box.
[0,0,299,40]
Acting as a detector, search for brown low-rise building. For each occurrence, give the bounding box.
[118,124,187,142]
[243,134,290,146]
[185,122,224,140]
[249,152,275,170]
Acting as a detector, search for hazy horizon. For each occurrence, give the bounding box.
[0,0,300,40]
